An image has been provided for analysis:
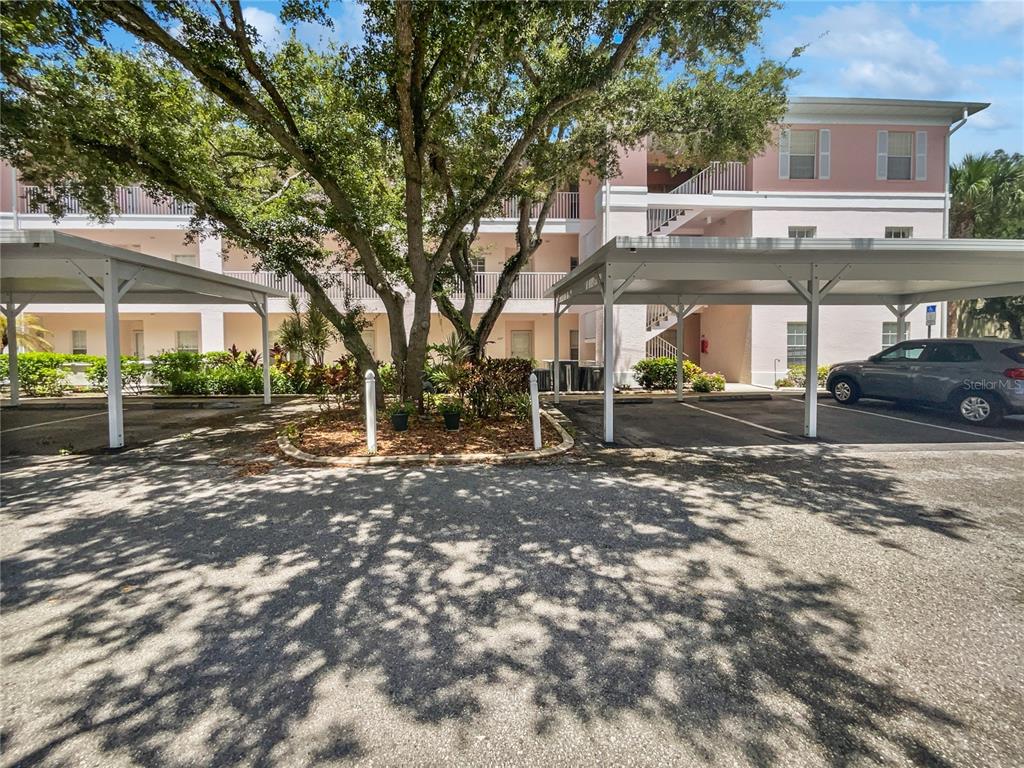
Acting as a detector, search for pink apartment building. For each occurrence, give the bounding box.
[0,97,987,386]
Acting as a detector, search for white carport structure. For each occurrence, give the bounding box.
[1,230,286,449]
[548,236,1024,443]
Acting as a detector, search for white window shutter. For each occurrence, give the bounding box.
[778,129,790,179]
[818,129,831,180]
[876,130,888,180]
[915,130,927,180]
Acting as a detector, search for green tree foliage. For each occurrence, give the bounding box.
[276,294,339,366]
[949,151,1024,338]
[1,0,795,399]
[1,313,53,352]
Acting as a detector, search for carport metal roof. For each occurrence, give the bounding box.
[1,229,287,450]
[547,236,1024,307]
[0,229,287,305]
[546,236,1024,444]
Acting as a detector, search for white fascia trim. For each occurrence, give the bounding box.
[783,116,950,126]
[476,219,581,234]
[647,191,945,211]
[14,213,191,231]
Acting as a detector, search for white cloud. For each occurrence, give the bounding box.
[240,3,364,53]
[969,0,1024,34]
[776,3,963,97]
[242,6,284,48]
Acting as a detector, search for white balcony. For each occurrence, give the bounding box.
[226,269,566,306]
[496,191,579,220]
[17,184,196,217]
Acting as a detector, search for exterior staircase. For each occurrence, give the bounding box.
[646,161,747,235]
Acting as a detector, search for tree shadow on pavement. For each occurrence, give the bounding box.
[0,447,981,766]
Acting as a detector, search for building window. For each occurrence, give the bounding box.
[569,329,580,361]
[885,226,913,239]
[176,330,199,352]
[71,330,88,355]
[788,226,817,238]
[786,322,807,367]
[173,253,198,268]
[789,130,818,179]
[569,256,579,270]
[882,322,910,347]
[887,131,913,180]
[469,255,486,273]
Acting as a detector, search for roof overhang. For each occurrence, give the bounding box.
[785,97,989,125]
[0,229,287,305]
[548,236,1024,307]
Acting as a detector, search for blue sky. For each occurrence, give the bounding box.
[232,1,1024,160]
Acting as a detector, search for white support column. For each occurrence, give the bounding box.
[2,300,26,406]
[602,265,615,444]
[552,297,560,404]
[103,260,125,449]
[260,296,271,405]
[804,264,820,439]
[896,303,908,342]
[675,304,685,402]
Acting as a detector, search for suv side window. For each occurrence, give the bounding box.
[925,342,981,363]
[878,342,928,361]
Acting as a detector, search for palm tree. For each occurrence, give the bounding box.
[1,313,54,352]
[950,151,1024,338]
[276,294,337,366]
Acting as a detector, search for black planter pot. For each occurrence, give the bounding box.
[442,411,461,431]
[391,412,410,431]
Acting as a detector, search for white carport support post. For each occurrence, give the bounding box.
[804,265,821,439]
[103,259,125,449]
[553,296,560,404]
[675,304,685,401]
[2,299,27,406]
[260,295,271,405]
[602,265,615,444]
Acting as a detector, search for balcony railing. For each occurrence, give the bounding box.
[224,270,380,301]
[647,161,748,235]
[227,269,566,303]
[448,271,567,301]
[498,191,579,220]
[17,184,196,217]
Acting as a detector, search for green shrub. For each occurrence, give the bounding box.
[23,365,70,396]
[465,357,532,418]
[776,364,830,388]
[691,371,726,393]
[207,364,262,395]
[632,356,677,390]
[85,357,147,395]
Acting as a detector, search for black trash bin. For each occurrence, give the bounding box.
[577,365,603,392]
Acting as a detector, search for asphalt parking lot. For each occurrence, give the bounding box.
[558,394,1024,449]
[0,397,302,457]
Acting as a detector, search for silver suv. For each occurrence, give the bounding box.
[826,338,1024,426]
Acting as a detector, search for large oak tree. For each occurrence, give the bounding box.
[2,0,793,399]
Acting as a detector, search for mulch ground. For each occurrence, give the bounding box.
[294,408,562,457]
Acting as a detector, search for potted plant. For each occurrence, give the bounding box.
[386,400,413,432]
[440,399,463,431]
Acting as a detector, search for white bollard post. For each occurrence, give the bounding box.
[529,372,541,450]
[364,369,377,455]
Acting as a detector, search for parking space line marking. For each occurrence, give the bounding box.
[1,411,107,434]
[679,402,792,436]
[817,403,1022,444]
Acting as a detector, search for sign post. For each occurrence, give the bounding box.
[926,304,937,338]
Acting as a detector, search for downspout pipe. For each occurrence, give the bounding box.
[942,107,969,337]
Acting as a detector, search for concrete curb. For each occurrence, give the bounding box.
[277,408,575,467]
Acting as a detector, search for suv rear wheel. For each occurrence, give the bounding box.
[955,390,1003,426]
[830,376,860,405]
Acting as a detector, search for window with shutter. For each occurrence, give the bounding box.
[887,132,913,180]
[788,130,817,179]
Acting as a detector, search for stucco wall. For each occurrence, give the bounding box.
[36,312,202,357]
[751,124,947,194]
[749,208,943,238]
[697,305,752,383]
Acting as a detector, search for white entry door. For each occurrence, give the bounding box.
[510,330,533,360]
